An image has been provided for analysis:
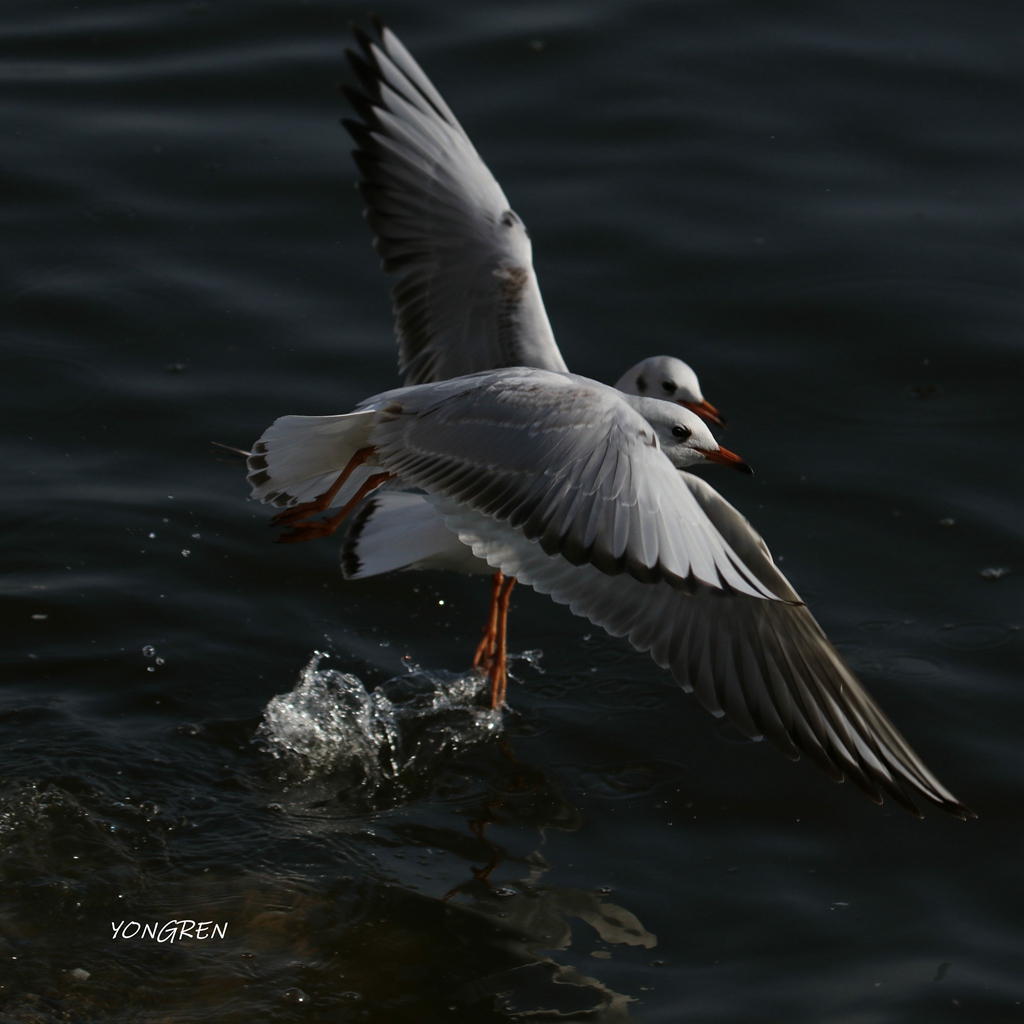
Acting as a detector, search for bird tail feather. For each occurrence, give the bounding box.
[246,410,377,508]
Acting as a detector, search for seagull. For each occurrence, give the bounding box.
[338,20,728,674]
[342,22,725,420]
[246,367,972,820]
[614,355,726,428]
[343,24,728,409]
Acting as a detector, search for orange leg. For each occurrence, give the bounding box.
[270,446,375,528]
[472,571,505,672]
[488,575,516,709]
[441,800,504,902]
[275,471,395,544]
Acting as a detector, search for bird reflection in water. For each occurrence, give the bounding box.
[255,656,658,1019]
[441,737,576,900]
[440,739,657,1020]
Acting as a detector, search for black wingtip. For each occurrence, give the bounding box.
[346,51,384,104]
[340,494,379,579]
[350,21,376,62]
[342,87,379,130]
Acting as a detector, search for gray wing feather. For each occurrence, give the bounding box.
[367,370,778,599]
[440,504,971,819]
[344,24,567,384]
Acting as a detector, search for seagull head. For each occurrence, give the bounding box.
[631,398,752,475]
[615,355,728,428]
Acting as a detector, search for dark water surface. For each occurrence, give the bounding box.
[2,1,1021,1020]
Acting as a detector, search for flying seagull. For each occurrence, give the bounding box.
[246,367,972,820]
[338,20,728,676]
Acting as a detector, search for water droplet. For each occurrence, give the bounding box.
[148,532,157,539]
[191,532,200,539]
[31,613,48,621]
[142,645,155,658]
[508,648,545,676]
[181,549,190,557]
[155,657,165,666]
[282,988,309,1005]
[493,887,516,898]
[980,567,1010,580]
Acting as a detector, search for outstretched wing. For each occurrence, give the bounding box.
[341,489,489,578]
[437,479,972,820]
[367,369,780,600]
[343,21,567,384]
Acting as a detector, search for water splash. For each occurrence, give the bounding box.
[256,653,504,799]
[0,780,69,839]
[509,649,545,674]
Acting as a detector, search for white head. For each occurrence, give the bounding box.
[615,355,728,428]
[628,397,752,474]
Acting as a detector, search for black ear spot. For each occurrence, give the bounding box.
[671,425,691,439]
[662,380,676,394]
[636,376,647,392]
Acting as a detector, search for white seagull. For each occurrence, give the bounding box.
[338,21,728,676]
[342,23,725,426]
[246,368,972,819]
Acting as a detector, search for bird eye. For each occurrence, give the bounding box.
[662,380,676,394]
[671,425,691,439]
[636,376,647,392]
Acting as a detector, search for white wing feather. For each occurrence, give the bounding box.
[341,490,489,578]
[343,23,567,384]
[436,497,970,819]
[366,369,779,600]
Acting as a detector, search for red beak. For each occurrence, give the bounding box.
[695,445,753,475]
[679,397,729,430]
[679,398,728,429]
